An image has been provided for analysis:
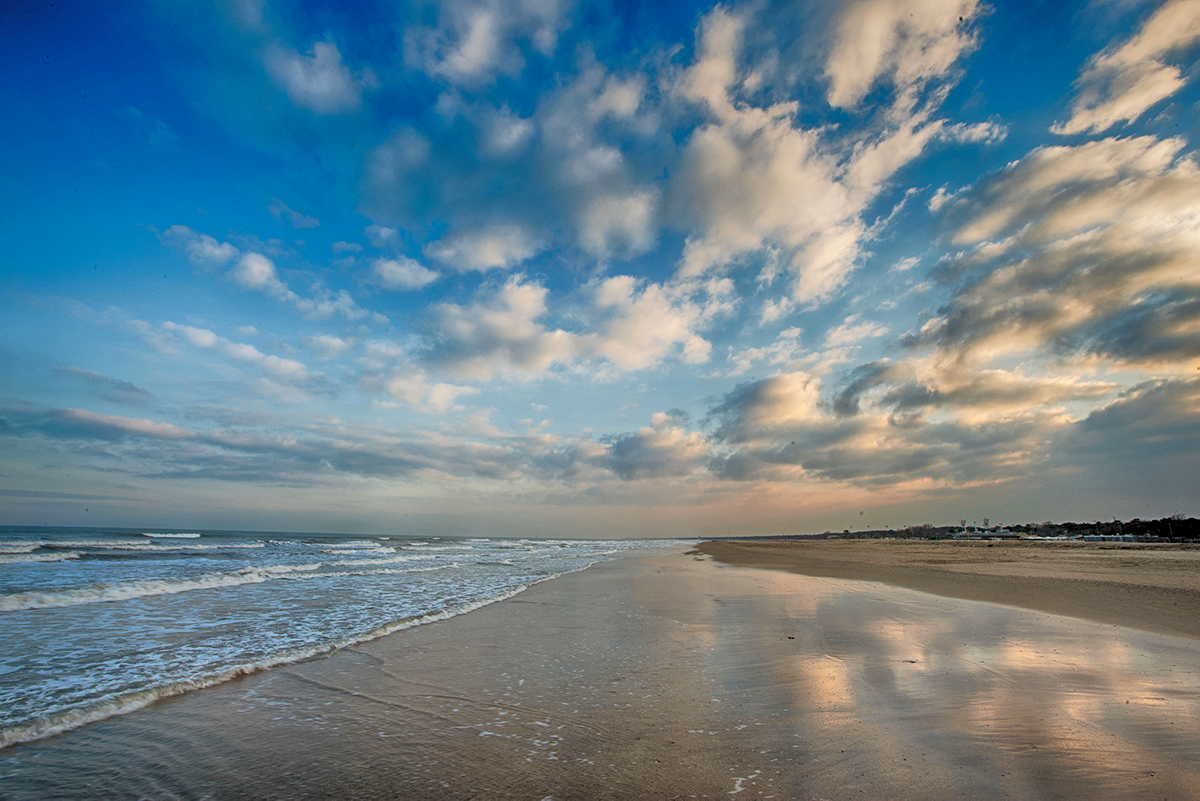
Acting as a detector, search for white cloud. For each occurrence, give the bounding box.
[162,322,219,349]
[230,253,294,300]
[406,0,567,86]
[162,225,239,269]
[577,189,659,258]
[1054,0,1200,135]
[225,252,380,323]
[265,40,369,114]
[372,257,439,290]
[383,370,480,414]
[163,322,311,382]
[424,225,542,271]
[332,241,363,253]
[824,314,890,347]
[824,0,982,109]
[425,276,575,379]
[669,3,979,307]
[580,276,729,369]
[304,335,351,361]
[479,106,535,156]
[919,133,1200,371]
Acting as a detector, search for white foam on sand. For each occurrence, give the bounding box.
[0,576,558,749]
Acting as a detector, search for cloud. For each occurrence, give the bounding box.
[268,199,319,229]
[424,225,542,271]
[921,135,1200,369]
[478,106,535,157]
[1053,0,1200,135]
[365,224,401,248]
[162,225,238,269]
[224,251,381,322]
[381,371,480,414]
[46,408,195,441]
[303,335,351,361]
[602,419,710,480]
[163,322,311,383]
[230,252,294,299]
[423,276,576,379]
[824,314,889,348]
[706,370,1074,487]
[406,0,567,86]
[59,367,154,406]
[372,257,439,290]
[668,4,983,307]
[579,276,730,369]
[332,241,363,253]
[264,40,370,114]
[824,0,982,109]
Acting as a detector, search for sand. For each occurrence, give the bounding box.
[3,545,1200,799]
[700,538,1200,640]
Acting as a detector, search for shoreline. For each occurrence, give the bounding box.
[699,538,1200,639]
[3,546,1200,798]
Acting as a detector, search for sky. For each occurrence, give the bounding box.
[1,0,1198,538]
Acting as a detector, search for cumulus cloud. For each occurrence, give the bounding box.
[579,276,730,369]
[421,273,728,378]
[478,106,535,157]
[424,276,575,379]
[824,0,982,109]
[303,335,351,361]
[372,257,439,290]
[406,0,567,86]
[424,225,542,271]
[921,135,1200,369]
[162,225,238,269]
[381,371,480,414]
[265,40,370,114]
[223,251,381,322]
[602,419,710,480]
[706,370,1077,487]
[669,3,985,306]
[230,252,294,299]
[1053,0,1200,135]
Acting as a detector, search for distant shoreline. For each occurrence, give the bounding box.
[699,538,1200,640]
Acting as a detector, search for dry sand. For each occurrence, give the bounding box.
[700,539,1200,640]
[4,545,1200,799]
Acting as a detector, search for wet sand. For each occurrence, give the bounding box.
[3,546,1200,798]
[700,538,1200,640]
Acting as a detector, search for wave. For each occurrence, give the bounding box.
[141,532,202,538]
[325,554,437,567]
[0,551,82,565]
[0,563,321,611]
[42,541,265,552]
[0,576,554,750]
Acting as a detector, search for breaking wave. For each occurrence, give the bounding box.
[0,577,551,749]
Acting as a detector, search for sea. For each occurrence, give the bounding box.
[0,525,682,750]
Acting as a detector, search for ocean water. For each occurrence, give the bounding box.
[0,525,680,749]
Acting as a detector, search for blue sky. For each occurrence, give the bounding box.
[2,0,1198,537]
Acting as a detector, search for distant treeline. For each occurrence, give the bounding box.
[810,516,1200,542]
[755,516,1200,542]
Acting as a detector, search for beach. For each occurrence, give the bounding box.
[700,538,1200,639]
[3,542,1200,798]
